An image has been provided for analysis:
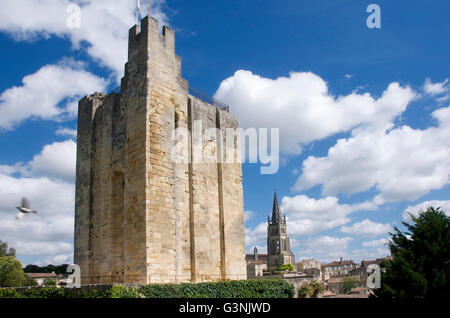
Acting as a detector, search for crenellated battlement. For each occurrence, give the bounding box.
[122,15,184,96]
[127,16,176,62]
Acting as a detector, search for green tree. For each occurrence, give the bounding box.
[310,281,324,297]
[23,275,38,287]
[43,279,57,286]
[0,240,16,257]
[297,283,314,298]
[373,207,450,299]
[107,285,140,298]
[297,281,324,298]
[342,277,359,294]
[276,264,295,272]
[24,264,69,275]
[0,241,7,256]
[0,256,26,287]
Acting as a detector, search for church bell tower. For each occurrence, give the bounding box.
[267,191,295,271]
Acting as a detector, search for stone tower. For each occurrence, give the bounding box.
[267,192,295,271]
[74,16,247,285]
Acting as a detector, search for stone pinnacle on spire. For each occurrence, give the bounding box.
[271,191,282,223]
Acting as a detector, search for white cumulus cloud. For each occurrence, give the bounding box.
[215,70,415,154]
[294,106,450,203]
[0,60,106,131]
[423,78,449,96]
[280,195,378,236]
[245,223,267,247]
[295,236,353,263]
[26,140,77,183]
[341,219,392,237]
[55,127,77,138]
[0,0,168,81]
[244,210,255,222]
[403,200,450,221]
[362,238,390,248]
[0,140,76,265]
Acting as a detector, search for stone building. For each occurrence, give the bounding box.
[246,247,267,279]
[245,246,268,264]
[296,259,322,281]
[296,259,321,272]
[74,16,247,285]
[267,192,295,271]
[24,273,58,286]
[349,256,392,285]
[321,258,358,280]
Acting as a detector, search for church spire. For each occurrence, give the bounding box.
[271,191,282,223]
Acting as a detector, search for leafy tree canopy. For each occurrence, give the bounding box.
[23,264,69,275]
[374,207,449,299]
[276,264,295,272]
[298,281,324,298]
[0,240,16,257]
[0,256,26,287]
[342,276,359,294]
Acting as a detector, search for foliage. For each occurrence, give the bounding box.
[0,241,16,257]
[0,288,21,298]
[0,287,100,298]
[107,285,140,298]
[297,283,314,298]
[373,207,450,299]
[0,240,37,287]
[275,264,295,272]
[43,279,57,286]
[21,287,68,298]
[342,277,359,294]
[76,290,107,298]
[23,264,69,275]
[0,279,294,298]
[0,256,26,287]
[297,281,324,298]
[310,281,324,297]
[23,275,38,287]
[139,279,294,298]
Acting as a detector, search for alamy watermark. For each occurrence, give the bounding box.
[367,264,381,289]
[66,264,81,288]
[171,122,280,175]
[367,4,381,29]
[67,4,81,29]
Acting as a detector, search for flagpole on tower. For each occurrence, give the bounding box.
[136,0,141,26]
[149,0,151,17]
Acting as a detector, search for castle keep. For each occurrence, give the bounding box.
[74,16,247,284]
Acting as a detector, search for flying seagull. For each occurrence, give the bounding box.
[16,198,37,215]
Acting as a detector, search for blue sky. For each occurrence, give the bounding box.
[0,0,449,266]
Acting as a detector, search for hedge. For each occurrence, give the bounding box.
[139,279,294,298]
[0,279,294,298]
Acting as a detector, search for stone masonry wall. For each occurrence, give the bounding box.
[74,16,247,285]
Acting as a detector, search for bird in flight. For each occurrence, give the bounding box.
[16,198,37,217]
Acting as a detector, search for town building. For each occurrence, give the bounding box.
[24,273,58,286]
[246,247,268,279]
[321,258,358,280]
[296,259,322,280]
[350,256,392,284]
